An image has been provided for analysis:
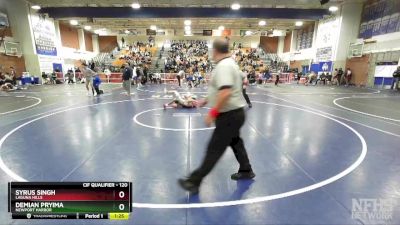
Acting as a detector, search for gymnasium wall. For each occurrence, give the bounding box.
[259,36,279,53]
[283,32,292,53]
[345,54,370,86]
[0,55,26,76]
[289,60,303,71]
[99,36,118,53]
[84,31,93,52]
[362,32,400,53]
[59,23,79,49]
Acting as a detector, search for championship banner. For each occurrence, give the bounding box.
[316,47,332,62]
[315,16,339,62]
[30,14,58,56]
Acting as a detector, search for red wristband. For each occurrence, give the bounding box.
[209,108,220,118]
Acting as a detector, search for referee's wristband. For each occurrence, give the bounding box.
[209,108,220,118]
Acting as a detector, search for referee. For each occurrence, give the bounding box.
[179,39,255,194]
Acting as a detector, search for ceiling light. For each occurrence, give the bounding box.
[218,25,225,31]
[70,20,78,26]
[185,30,192,35]
[84,25,91,30]
[131,3,141,9]
[184,26,191,31]
[245,30,252,36]
[184,20,191,26]
[150,25,157,30]
[125,30,130,34]
[258,20,266,26]
[329,6,338,12]
[231,3,240,10]
[295,21,303,26]
[31,5,41,10]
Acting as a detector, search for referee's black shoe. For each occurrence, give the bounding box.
[178,179,199,195]
[231,171,256,180]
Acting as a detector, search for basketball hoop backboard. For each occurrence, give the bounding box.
[348,42,364,58]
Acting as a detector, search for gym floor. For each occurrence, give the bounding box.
[0,83,399,225]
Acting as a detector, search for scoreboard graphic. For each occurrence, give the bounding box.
[8,182,132,220]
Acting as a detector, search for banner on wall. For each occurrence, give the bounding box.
[359,0,400,39]
[387,13,399,33]
[316,47,332,62]
[296,25,313,50]
[315,16,339,62]
[310,61,333,73]
[319,61,333,72]
[38,55,63,73]
[315,17,339,49]
[374,65,398,77]
[30,14,58,56]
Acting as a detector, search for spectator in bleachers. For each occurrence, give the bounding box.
[164,40,211,74]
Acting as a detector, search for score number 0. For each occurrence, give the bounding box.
[118,191,126,211]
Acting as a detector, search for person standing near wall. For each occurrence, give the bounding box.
[345,68,352,86]
[178,39,255,194]
[338,68,344,86]
[391,66,400,90]
[332,68,339,85]
[122,63,132,96]
[104,68,111,83]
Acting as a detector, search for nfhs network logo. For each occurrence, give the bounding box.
[352,198,397,222]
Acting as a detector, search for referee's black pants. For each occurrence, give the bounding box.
[242,88,251,105]
[188,108,253,186]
